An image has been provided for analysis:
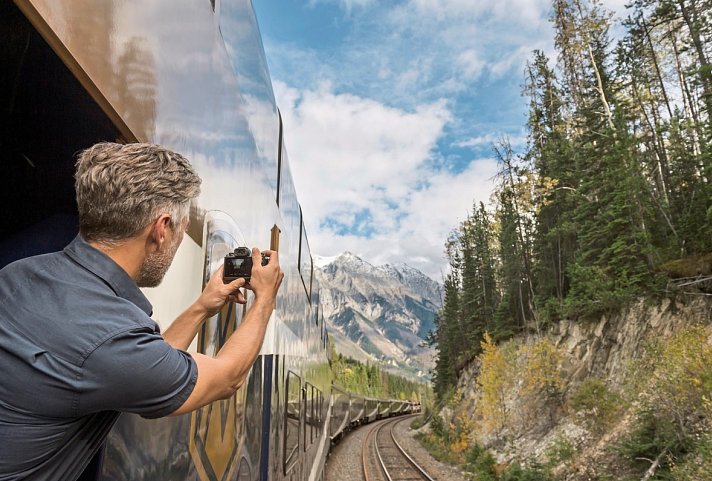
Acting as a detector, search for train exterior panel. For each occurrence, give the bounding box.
[364,399,380,424]
[1,1,420,480]
[329,386,351,442]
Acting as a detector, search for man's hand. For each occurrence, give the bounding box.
[244,248,284,308]
[170,249,284,415]
[195,265,247,318]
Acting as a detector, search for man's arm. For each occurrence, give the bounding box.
[162,266,246,351]
[170,248,283,415]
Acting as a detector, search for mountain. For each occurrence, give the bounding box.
[314,252,443,380]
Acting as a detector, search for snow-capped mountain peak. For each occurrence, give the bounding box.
[313,252,443,380]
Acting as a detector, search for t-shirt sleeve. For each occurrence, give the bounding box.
[78,328,198,419]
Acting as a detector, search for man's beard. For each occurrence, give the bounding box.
[136,238,180,288]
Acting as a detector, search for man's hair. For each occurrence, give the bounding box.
[75,142,202,244]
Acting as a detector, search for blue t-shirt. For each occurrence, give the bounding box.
[0,235,198,480]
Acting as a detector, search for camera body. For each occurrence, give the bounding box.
[223,247,269,283]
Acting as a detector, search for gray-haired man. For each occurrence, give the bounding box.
[0,143,284,480]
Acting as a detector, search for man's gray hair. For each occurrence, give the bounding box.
[75,142,202,244]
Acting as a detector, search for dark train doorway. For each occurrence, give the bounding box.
[0,1,123,267]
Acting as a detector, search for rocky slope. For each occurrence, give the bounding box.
[314,252,442,380]
[431,296,712,479]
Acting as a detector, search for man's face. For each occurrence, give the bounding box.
[136,217,187,288]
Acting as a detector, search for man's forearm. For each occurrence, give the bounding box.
[163,302,209,350]
[215,296,274,385]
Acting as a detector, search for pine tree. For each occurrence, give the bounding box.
[459,203,499,349]
[524,50,578,320]
[493,140,537,334]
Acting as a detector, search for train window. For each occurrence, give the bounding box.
[284,371,301,474]
[304,382,313,451]
[312,283,320,325]
[276,112,284,206]
[303,383,313,447]
[297,214,313,302]
[312,386,318,443]
[277,149,300,266]
[315,390,323,439]
[272,355,283,477]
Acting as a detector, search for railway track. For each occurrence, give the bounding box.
[362,416,435,481]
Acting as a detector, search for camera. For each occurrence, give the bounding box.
[223,247,269,283]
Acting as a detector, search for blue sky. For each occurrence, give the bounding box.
[253,0,627,280]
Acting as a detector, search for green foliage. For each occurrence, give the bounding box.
[500,462,552,481]
[568,378,623,433]
[614,325,712,478]
[670,431,712,481]
[614,410,690,475]
[563,263,636,319]
[544,434,575,466]
[331,353,424,400]
[464,444,498,481]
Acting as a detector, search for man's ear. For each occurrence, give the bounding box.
[149,214,173,250]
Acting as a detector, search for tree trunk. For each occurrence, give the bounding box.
[677,0,712,119]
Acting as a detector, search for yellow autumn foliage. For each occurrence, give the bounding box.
[476,332,515,438]
[519,338,565,397]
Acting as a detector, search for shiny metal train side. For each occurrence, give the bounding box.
[1,2,419,481]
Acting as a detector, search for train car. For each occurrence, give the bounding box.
[378,400,393,419]
[329,385,351,443]
[364,398,380,423]
[1,2,424,480]
[1,1,334,481]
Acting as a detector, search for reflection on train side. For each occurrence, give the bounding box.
[190,211,250,481]
[0,2,422,481]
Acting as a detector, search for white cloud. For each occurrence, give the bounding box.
[456,132,528,150]
[275,81,500,279]
[308,0,374,11]
[276,81,451,213]
[456,50,486,79]
[261,0,637,279]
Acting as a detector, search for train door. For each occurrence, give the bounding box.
[0,1,123,268]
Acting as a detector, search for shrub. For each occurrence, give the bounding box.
[544,434,575,466]
[476,332,515,440]
[500,461,552,481]
[464,444,498,481]
[613,409,690,476]
[671,431,712,481]
[568,378,622,433]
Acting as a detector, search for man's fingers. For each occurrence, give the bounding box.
[261,249,278,264]
[235,290,247,304]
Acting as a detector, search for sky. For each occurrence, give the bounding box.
[252,0,628,281]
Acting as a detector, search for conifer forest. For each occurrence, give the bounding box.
[432,0,712,397]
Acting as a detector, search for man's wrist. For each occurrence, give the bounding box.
[251,293,276,312]
[189,299,212,322]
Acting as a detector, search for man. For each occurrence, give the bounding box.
[0,143,284,480]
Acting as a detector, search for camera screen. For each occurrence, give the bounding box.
[227,258,246,271]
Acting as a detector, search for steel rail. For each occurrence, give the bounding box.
[362,419,386,481]
[371,416,434,481]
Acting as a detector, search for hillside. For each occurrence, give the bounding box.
[314,252,442,380]
[419,296,712,480]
